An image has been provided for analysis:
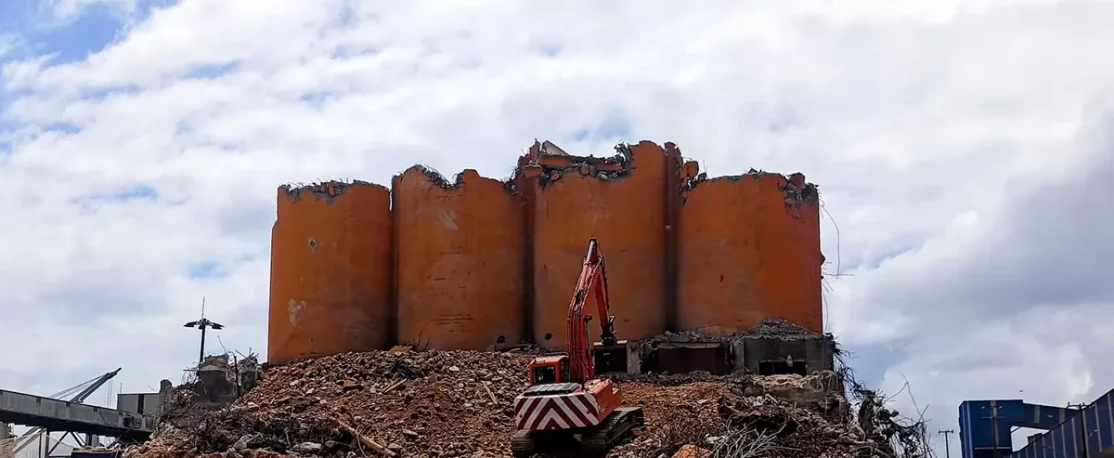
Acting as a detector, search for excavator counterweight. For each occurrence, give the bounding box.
[510,238,644,457]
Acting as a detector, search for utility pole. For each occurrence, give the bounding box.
[939,429,955,458]
[184,297,225,370]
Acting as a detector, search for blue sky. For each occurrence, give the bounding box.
[2,1,1114,456]
[0,1,117,63]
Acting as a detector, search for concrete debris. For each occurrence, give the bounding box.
[157,354,263,425]
[522,140,635,187]
[740,317,822,339]
[647,318,822,343]
[731,371,850,424]
[125,348,926,458]
[779,172,819,208]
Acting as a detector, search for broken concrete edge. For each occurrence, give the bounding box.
[514,139,636,188]
[279,180,389,204]
[394,164,520,196]
[275,140,820,206]
[683,169,820,207]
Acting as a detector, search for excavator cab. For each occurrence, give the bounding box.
[527,356,571,385]
[526,345,640,387]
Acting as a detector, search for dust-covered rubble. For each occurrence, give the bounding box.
[647,318,825,344]
[126,349,925,458]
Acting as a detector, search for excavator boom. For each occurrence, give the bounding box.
[566,237,619,383]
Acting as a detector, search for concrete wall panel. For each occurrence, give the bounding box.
[267,182,392,364]
[393,167,525,350]
[677,173,823,335]
[530,141,670,348]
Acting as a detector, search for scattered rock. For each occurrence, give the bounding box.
[290,441,322,453]
[671,444,711,458]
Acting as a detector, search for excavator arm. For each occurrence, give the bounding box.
[510,237,645,457]
[566,237,619,384]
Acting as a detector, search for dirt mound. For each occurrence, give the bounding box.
[126,350,920,458]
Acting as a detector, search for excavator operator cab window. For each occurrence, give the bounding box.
[530,359,570,385]
[532,365,557,385]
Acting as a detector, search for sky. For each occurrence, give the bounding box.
[1,0,1112,455]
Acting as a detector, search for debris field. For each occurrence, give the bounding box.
[126,347,923,458]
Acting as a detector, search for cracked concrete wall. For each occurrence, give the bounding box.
[527,141,671,349]
[677,173,823,335]
[267,181,393,364]
[392,167,526,350]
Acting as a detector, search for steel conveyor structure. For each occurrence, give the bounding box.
[959,389,1114,458]
[0,388,154,442]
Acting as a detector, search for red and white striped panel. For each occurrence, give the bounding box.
[513,393,600,431]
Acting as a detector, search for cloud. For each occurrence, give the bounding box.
[1,0,1112,455]
[829,106,1114,451]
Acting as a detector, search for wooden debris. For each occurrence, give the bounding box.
[337,420,397,457]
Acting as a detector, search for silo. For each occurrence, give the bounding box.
[393,167,526,350]
[529,141,671,349]
[677,172,823,335]
[267,181,393,364]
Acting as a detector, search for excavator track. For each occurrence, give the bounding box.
[511,430,578,458]
[510,430,535,458]
[510,408,645,458]
[580,407,645,456]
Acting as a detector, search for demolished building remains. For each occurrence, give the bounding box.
[267,140,824,364]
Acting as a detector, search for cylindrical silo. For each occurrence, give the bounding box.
[530,141,670,349]
[267,181,393,364]
[677,172,823,335]
[393,167,526,350]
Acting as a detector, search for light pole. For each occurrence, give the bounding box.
[939,429,955,458]
[184,298,224,370]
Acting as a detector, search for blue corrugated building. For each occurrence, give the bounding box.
[959,388,1114,458]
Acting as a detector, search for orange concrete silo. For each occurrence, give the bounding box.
[393,167,526,350]
[677,172,823,335]
[527,140,673,349]
[267,181,393,364]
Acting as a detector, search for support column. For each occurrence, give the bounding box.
[0,423,12,458]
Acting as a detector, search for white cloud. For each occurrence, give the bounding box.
[2,1,1113,455]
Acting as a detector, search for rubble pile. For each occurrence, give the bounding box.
[129,350,534,458]
[158,354,265,422]
[731,371,849,423]
[127,349,922,458]
[612,372,890,458]
[646,318,822,344]
[740,318,822,339]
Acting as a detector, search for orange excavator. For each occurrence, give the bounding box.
[510,238,645,457]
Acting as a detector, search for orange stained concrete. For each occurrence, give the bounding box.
[393,168,526,350]
[531,141,670,348]
[267,181,393,364]
[677,174,823,335]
